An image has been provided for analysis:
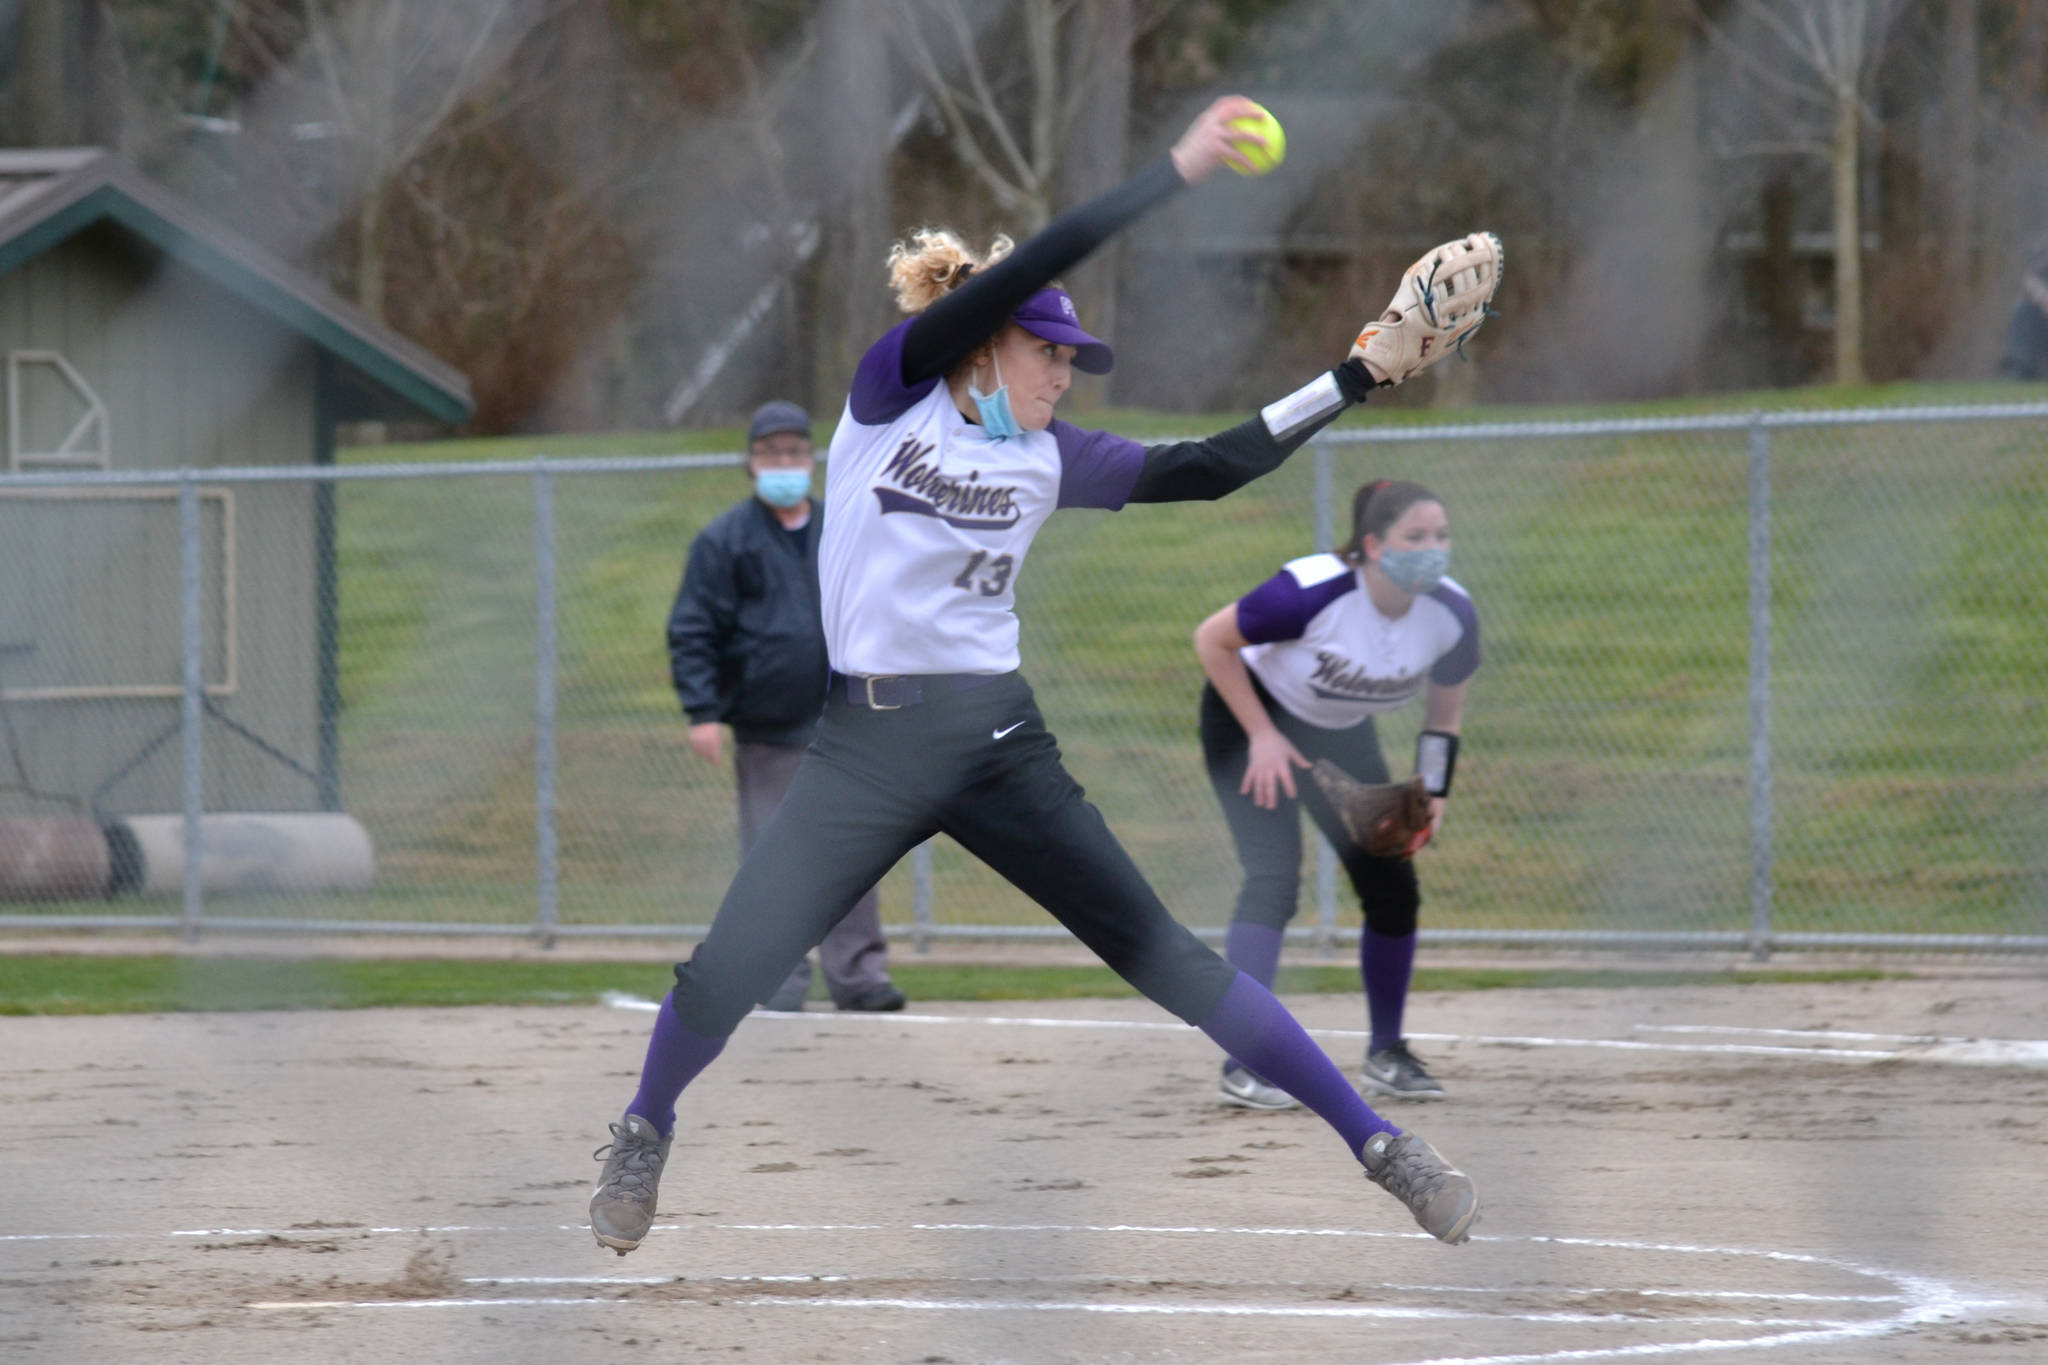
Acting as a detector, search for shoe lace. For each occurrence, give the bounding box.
[592,1122,664,1202]
[1375,1136,1451,1209]
[1413,256,1443,329]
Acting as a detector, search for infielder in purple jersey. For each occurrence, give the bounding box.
[1196,479,1477,1111]
[588,96,1489,1253]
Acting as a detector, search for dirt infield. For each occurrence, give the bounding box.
[5,969,2047,1363]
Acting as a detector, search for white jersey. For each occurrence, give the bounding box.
[1237,553,1481,729]
[818,320,1144,675]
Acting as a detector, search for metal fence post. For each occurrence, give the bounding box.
[177,471,204,943]
[1312,435,1335,558]
[1746,418,1774,961]
[534,457,560,949]
[1312,437,1338,955]
[912,840,934,954]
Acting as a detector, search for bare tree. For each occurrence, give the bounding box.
[1980,0,2048,317]
[887,0,1139,237]
[1940,0,1980,302]
[1699,0,1901,385]
[651,15,836,426]
[15,0,125,148]
[1054,0,1132,407]
[811,0,896,399]
[19,0,74,144]
[224,0,553,320]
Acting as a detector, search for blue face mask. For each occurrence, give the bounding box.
[967,353,1026,440]
[754,467,812,509]
[1377,545,1450,595]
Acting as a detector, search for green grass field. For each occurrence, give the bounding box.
[14,380,2043,945]
[0,954,1894,1016]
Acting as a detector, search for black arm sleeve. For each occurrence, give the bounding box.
[898,154,1187,386]
[1126,359,1378,504]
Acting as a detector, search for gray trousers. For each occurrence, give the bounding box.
[735,740,893,1005]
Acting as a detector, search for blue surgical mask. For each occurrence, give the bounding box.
[1378,546,1450,595]
[755,467,812,509]
[967,353,1025,440]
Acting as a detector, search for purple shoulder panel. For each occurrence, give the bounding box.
[1050,420,1145,510]
[1427,581,1482,685]
[1234,566,1355,645]
[848,319,943,426]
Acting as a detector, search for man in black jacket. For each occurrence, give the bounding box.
[666,401,904,1013]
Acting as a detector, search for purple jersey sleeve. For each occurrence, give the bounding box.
[848,319,944,426]
[1234,566,1356,645]
[1050,420,1144,510]
[1427,582,1482,685]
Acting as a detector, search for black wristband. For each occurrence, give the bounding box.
[1334,356,1379,401]
[1416,729,1459,797]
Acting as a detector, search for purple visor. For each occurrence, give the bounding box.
[1012,287,1115,374]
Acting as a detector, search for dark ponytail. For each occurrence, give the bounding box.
[1343,479,1440,564]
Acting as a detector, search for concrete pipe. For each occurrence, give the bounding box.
[116,813,376,896]
[0,817,113,901]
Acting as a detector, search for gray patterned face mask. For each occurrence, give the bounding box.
[1378,546,1450,595]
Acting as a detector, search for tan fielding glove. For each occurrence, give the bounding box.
[1350,232,1503,385]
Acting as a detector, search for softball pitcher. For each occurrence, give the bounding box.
[586,95,1502,1254]
[1196,479,1476,1110]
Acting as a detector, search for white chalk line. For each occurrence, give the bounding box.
[225,1224,2029,1365]
[605,992,2048,1069]
[1633,1024,2048,1068]
[238,1294,1859,1327]
[4,1212,2022,1357]
[1635,1024,1951,1044]
[460,1273,1902,1309]
[3,1219,1416,1247]
[0,1220,1518,1247]
[248,1297,594,1310]
[0,1224,506,1243]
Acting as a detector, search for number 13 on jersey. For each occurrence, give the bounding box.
[953,551,1015,597]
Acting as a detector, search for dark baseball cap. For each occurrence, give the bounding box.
[747,400,812,444]
[1013,288,1114,374]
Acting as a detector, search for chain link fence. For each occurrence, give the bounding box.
[2,405,2044,953]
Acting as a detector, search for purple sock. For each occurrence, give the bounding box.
[625,991,728,1135]
[1361,928,1417,1053]
[1199,971,1397,1159]
[1224,921,1284,989]
[1220,921,1286,1077]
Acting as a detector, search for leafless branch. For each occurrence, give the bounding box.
[938,0,1038,195]
[887,2,1034,218]
[389,1,519,167]
[1694,2,1835,109]
[1025,0,1058,192]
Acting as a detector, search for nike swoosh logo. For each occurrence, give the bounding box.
[992,721,1027,740]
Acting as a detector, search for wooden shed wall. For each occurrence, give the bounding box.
[0,227,325,817]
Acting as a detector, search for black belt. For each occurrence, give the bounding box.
[832,671,1005,710]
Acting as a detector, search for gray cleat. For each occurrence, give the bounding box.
[1361,1039,1446,1099]
[1361,1128,1478,1244]
[588,1114,672,1255]
[1218,1061,1299,1110]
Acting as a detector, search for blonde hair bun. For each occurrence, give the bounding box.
[887,228,1014,314]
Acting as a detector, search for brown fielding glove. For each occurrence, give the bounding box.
[1310,761,1434,858]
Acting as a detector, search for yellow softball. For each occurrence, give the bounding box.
[1225,103,1286,175]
